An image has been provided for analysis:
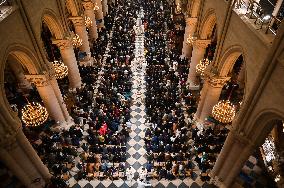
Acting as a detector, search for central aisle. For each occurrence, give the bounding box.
[126,15,148,174]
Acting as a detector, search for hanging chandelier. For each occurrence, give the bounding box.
[52,60,68,79]
[85,16,92,28]
[72,34,83,48]
[21,102,49,126]
[187,34,197,44]
[94,3,99,11]
[196,58,211,76]
[262,136,276,163]
[212,100,236,124]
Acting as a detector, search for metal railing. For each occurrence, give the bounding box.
[234,0,282,35]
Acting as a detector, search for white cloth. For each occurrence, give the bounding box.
[137,180,151,188]
[126,167,135,181]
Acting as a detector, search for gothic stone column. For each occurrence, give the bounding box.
[49,76,73,129]
[198,76,230,121]
[25,74,66,124]
[187,39,211,88]
[70,16,91,55]
[195,80,209,119]
[82,0,98,41]
[211,130,255,187]
[0,130,51,188]
[53,38,82,89]
[182,17,197,58]
[94,0,104,27]
[101,0,108,17]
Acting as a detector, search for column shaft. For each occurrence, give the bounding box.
[50,78,72,123]
[0,147,41,188]
[75,24,91,54]
[188,40,210,85]
[70,17,91,54]
[199,85,222,121]
[182,18,197,58]
[17,131,51,180]
[36,81,66,124]
[53,39,82,89]
[86,9,98,40]
[6,138,45,187]
[210,131,255,187]
[83,1,98,41]
[197,76,230,122]
[102,0,108,16]
[94,0,104,27]
[195,81,209,119]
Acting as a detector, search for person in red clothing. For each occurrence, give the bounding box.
[99,122,108,135]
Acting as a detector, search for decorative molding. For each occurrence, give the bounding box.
[69,16,85,27]
[192,39,211,50]
[25,74,50,87]
[206,75,230,88]
[52,38,73,50]
[82,1,94,10]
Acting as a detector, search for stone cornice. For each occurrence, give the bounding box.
[25,73,51,87]
[192,39,211,49]
[52,38,73,50]
[69,16,85,26]
[82,1,94,10]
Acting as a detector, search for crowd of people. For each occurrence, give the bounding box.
[19,0,232,187]
[23,1,139,187]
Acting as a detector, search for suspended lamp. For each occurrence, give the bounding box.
[53,60,68,79]
[212,100,236,124]
[72,34,83,48]
[196,58,211,76]
[94,3,99,11]
[85,16,92,28]
[21,102,49,126]
[187,34,197,44]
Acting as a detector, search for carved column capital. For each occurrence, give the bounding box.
[82,1,94,10]
[69,16,85,26]
[205,75,230,88]
[52,38,73,50]
[209,175,226,188]
[25,74,51,87]
[192,39,211,50]
[230,129,254,148]
[186,17,197,27]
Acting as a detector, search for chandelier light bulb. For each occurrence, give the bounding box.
[94,3,99,11]
[196,58,211,76]
[85,16,92,28]
[53,60,68,79]
[187,34,197,44]
[21,102,49,126]
[212,100,236,124]
[72,34,83,48]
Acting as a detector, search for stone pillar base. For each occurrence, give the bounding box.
[79,56,94,67]
[61,120,74,130]
[187,82,200,90]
